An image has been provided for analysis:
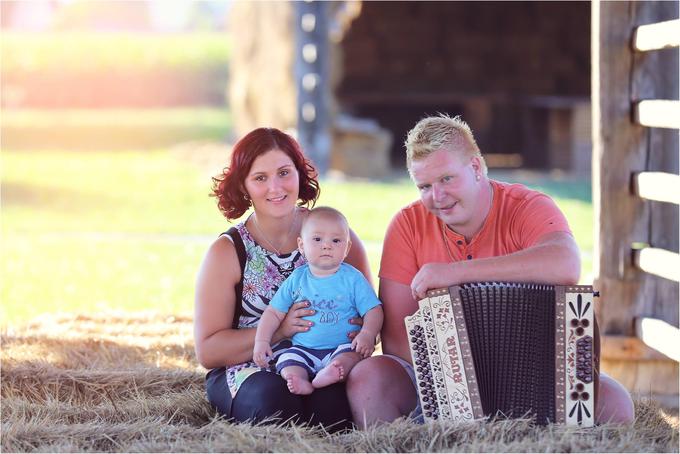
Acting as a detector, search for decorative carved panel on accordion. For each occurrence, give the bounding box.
[405,282,599,426]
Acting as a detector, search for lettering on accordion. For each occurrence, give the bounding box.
[427,290,478,422]
[406,283,598,427]
[404,289,484,422]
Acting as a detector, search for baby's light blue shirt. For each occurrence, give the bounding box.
[269,263,381,349]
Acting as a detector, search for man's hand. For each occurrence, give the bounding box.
[347,316,364,340]
[352,330,376,358]
[253,340,273,367]
[410,262,459,300]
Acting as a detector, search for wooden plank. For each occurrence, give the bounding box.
[601,334,674,361]
[592,1,647,336]
[632,171,680,204]
[633,247,680,282]
[635,317,680,362]
[633,19,680,52]
[593,0,679,337]
[635,8,680,339]
[601,358,679,400]
[634,100,680,129]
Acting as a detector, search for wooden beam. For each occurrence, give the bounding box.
[635,317,680,362]
[601,334,673,361]
[632,171,680,204]
[633,247,680,282]
[634,100,680,129]
[633,19,680,52]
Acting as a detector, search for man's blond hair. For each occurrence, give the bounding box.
[404,114,487,174]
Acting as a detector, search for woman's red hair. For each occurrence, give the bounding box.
[212,127,320,220]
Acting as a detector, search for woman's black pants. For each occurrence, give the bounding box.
[205,367,354,432]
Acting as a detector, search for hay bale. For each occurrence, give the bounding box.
[1,313,677,452]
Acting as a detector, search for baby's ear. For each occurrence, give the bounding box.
[297,237,305,255]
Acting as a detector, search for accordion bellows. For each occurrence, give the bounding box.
[405,282,599,426]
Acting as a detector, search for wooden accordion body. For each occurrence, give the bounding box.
[405,282,599,426]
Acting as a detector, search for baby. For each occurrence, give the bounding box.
[253,206,383,395]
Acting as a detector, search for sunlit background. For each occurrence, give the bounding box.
[1,0,594,327]
[2,0,236,327]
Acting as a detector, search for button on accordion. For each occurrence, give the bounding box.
[405,282,599,426]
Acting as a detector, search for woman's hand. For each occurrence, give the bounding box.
[274,300,315,341]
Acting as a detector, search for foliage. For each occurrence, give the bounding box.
[1,313,677,452]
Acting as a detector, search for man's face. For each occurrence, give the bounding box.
[410,148,484,233]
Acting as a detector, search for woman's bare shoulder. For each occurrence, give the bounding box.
[199,234,241,281]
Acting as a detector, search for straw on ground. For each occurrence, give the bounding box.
[1,313,677,453]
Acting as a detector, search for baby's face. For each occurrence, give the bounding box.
[298,216,350,274]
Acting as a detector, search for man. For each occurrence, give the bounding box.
[346,114,635,428]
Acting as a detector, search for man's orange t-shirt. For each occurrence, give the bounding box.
[379,180,573,286]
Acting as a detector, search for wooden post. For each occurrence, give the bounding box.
[592,0,679,405]
[592,0,679,336]
[295,1,331,175]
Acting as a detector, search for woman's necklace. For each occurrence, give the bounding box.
[252,209,298,256]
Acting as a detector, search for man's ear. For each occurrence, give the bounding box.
[470,156,484,177]
[470,156,482,176]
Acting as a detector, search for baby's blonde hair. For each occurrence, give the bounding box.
[302,206,349,235]
[404,114,487,174]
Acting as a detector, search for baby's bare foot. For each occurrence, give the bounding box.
[312,360,345,388]
[286,375,314,395]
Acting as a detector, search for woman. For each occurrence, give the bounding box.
[194,127,371,430]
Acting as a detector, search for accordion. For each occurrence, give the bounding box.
[405,282,599,426]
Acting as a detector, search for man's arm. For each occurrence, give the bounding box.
[410,231,580,299]
[378,277,420,363]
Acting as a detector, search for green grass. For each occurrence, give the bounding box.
[1,109,232,150]
[1,149,593,327]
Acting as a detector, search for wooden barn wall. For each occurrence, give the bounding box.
[336,1,591,168]
[593,0,678,404]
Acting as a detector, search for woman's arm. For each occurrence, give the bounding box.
[194,237,314,369]
[194,237,257,369]
[345,228,373,285]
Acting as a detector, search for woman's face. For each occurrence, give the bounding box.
[243,148,300,218]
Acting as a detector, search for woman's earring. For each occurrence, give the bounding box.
[243,193,250,201]
[475,175,481,182]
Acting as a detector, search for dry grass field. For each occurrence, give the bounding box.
[2,313,678,453]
